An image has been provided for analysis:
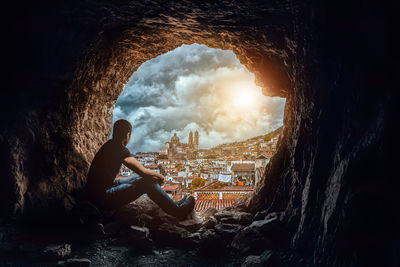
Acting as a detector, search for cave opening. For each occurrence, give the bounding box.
[2,1,395,265]
[110,43,286,215]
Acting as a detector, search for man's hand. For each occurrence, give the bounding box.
[122,156,166,185]
[154,176,165,186]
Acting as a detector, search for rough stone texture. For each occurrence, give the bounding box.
[214,222,245,240]
[1,0,397,266]
[232,217,281,254]
[109,195,197,227]
[241,255,263,267]
[43,244,72,260]
[150,223,193,246]
[127,225,149,241]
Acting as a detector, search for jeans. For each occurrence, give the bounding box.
[103,175,183,218]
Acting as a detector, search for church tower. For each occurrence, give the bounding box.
[194,130,199,150]
[188,131,193,148]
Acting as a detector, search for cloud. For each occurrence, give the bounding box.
[113,44,286,153]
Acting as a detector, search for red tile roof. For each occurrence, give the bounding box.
[194,199,236,211]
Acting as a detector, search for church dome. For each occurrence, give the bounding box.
[171,133,179,143]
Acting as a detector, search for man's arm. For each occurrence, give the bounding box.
[122,156,165,185]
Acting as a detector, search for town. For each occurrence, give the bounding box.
[117,127,282,212]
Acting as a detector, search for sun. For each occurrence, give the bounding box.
[233,87,257,110]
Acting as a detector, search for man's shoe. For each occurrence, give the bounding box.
[174,193,189,206]
[176,196,195,220]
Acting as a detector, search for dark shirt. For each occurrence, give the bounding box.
[86,139,133,198]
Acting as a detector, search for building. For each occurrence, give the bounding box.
[194,130,199,150]
[159,131,200,160]
[188,131,193,146]
[231,163,255,185]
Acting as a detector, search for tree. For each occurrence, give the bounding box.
[191,177,207,189]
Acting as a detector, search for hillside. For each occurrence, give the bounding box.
[213,126,282,149]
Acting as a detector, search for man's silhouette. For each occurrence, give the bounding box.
[86,119,195,220]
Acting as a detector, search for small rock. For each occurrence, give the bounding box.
[213,210,235,221]
[188,232,201,243]
[127,225,149,241]
[58,258,91,266]
[241,255,263,267]
[43,243,71,259]
[201,216,217,229]
[201,207,218,218]
[214,223,244,239]
[220,212,253,225]
[178,218,202,232]
[265,212,285,221]
[260,250,273,262]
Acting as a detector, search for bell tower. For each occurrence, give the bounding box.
[188,131,193,148]
[194,130,199,150]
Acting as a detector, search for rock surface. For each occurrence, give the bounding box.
[241,255,263,267]
[43,244,72,259]
[231,217,283,254]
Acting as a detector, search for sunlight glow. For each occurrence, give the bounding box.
[228,81,261,111]
[233,88,257,109]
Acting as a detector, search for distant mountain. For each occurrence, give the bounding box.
[213,126,283,149]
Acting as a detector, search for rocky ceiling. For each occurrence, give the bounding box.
[1,0,396,266]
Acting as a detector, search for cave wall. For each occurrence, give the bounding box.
[1,0,396,265]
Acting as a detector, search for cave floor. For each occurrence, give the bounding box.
[0,222,244,266]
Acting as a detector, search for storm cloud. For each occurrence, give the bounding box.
[113,44,286,153]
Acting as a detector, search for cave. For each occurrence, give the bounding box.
[1,0,396,266]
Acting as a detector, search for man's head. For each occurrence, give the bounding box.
[112,119,132,146]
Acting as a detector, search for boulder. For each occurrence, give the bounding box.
[150,223,192,245]
[109,195,180,229]
[231,217,281,254]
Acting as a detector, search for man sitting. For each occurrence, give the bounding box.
[86,119,195,220]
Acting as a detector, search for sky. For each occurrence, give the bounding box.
[112,44,286,153]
